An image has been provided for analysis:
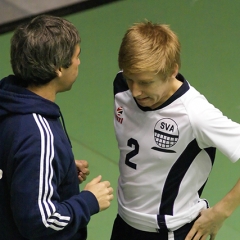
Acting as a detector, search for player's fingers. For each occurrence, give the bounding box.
[210,233,216,240]
[198,233,210,240]
[184,228,197,240]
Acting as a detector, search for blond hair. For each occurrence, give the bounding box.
[118,21,181,78]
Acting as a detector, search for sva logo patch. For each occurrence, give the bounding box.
[152,118,179,152]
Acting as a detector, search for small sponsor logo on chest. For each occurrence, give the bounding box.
[116,106,124,124]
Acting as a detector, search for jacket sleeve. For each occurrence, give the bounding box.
[9,114,99,239]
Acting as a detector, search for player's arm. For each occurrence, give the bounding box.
[185,178,240,240]
[185,99,240,239]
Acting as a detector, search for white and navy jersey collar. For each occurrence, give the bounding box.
[113,72,190,112]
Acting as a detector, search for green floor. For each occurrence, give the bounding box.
[1,0,240,239]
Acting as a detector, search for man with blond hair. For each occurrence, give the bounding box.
[110,21,240,240]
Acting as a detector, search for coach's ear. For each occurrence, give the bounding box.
[55,68,63,78]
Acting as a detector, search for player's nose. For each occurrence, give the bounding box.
[130,82,142,97]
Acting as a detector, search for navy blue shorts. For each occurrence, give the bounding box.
[110,214,195,240]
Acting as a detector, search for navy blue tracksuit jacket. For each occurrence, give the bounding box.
[0,75,99,240]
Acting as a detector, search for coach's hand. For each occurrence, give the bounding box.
[84,175,114,211]
[75,160,90,183]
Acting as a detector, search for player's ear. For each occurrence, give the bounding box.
[56,68,63,77]
[171,63,179,78]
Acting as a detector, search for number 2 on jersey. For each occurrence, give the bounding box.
[125,138,139,169]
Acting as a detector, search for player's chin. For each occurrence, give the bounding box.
[137,100,152,108]
[136,98,148,104]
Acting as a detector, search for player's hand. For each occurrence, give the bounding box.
[84,175,114,211]
[184,207,225,240]
[75,160,90,183]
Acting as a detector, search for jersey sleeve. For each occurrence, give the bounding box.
[9,114,99,239]
[186,93,240,162]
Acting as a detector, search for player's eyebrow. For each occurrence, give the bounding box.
[123,75,154,82]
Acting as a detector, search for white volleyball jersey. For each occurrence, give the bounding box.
[113,72,240,233]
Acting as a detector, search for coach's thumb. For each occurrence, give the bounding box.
[90,175,102,185]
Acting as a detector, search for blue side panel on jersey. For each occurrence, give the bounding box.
[159,139,201,216]
[204,147,216,165]
[198,147,216,196]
